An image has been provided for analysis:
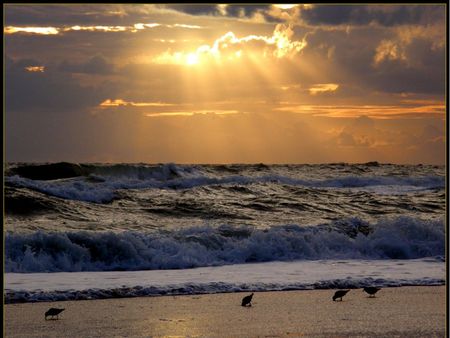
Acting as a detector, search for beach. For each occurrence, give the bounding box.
[5,286,446,337]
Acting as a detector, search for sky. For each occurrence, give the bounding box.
[4,4,447,164]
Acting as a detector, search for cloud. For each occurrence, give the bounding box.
[274,102,445,119]
[99,99,175,108]
[373,24,444,68]
[273,5,299,10]
[330,115,444,162]
[328,115,408,153]
[369,61,445,95]
[145,110,239,117]
[25,66,45,72]
[418,124,444,143]
[66,25,129,32]
[58,56,115,75]
[223,4,279,22]
[300,21,445,96]
[300,5,444,27]
[373,40,406,64]
[4,26,59,34]
[153,24,307,65]
[4,22,205,35]
[5,4,124,25]
[160,4,286,23]
[336,131,371,147]
[96,98,243,118]
[309,83,339,95]
[6,57,114,113]
[4,4,164,26]
[160,4,224,16]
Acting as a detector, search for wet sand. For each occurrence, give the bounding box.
[4,286,446,337]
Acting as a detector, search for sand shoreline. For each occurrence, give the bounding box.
[5,286,446,337]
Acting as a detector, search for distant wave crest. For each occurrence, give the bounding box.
[5,162,445,203]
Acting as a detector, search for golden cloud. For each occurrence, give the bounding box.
[68,25,129,32]
[275,103,445,119]
[374,25,444,66]
[4,26,59,35]
[100,99,175,107]
[373,40,406,65]
[25,66,45,72]
[153,24,307,65]
[273,4,299,10]
[308,83,339,95]
[5,23,204,35]
[145,110,239,117]
[169,24,202,29]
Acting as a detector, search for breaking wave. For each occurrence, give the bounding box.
[5,217,444,273]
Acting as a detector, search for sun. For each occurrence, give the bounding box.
[186,53,199,65]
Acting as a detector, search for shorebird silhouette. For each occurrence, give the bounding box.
[241,293,254,307]
[363,287,381,297]
[45,308,65,320]
[332,289,350,301]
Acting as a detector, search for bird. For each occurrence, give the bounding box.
[332,289,350,301]
[45,308,65,320]
[363,286,381,297]
[241,293,254,307]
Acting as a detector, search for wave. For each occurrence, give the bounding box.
[5,217,444,273]
[5,163,445,203]
[6,162,89,180]
[6,162,193,180]
[5,277,444,304]
[5,186,59,215]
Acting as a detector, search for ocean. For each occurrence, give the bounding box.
[4,162,446,303]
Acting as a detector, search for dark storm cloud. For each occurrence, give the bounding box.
[58,56,115,75]
[160,4,223,16]
[301,26,445,96]
[4,4,163,26]
[6,57,115,113]
[5,4,120,25]
[300,5,444,26]
[368,36,445,95]
[224,5,272,18]
[370,61,445,94]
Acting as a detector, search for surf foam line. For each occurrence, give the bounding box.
[4,258,445,303]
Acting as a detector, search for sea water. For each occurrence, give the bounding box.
[4,162,446,303]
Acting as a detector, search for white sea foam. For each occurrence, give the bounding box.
[5,217,444,273]
[4,258,445,303]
